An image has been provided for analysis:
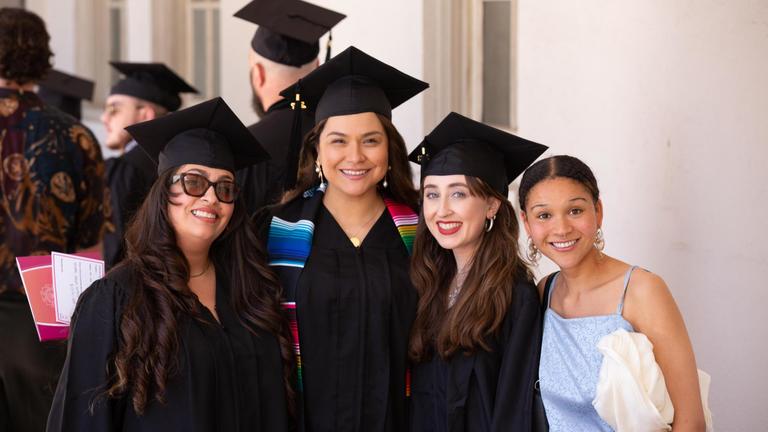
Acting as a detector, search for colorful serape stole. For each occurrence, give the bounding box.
[383,198,418,254]
[283,302,303,391]
[267,194,419,399]
[267,217,314,268]
[267,217,315,392]
[383,198,419,398]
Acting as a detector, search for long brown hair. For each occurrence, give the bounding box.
[281,113,419,210]
[409,177,533,362]
[104,167,294,415]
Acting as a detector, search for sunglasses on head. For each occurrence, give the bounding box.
[171,172,239,204]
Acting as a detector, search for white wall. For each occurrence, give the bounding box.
[517,1,768,429]
[219,0,258,127]
[219,0,425,146]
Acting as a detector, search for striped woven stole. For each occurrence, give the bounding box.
[266,196,419,394]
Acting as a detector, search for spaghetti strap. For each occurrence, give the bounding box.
[616,265,638,315]
[547,272,560,308]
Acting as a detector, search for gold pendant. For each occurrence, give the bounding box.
[350,237,361,248]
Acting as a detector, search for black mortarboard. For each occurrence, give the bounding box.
[109,62,198,112]
[234,0,346,66]
[277,46,428,190]
[409,112,548,195]
[125,97,269,175]
[280,46,429,123]
[37,69,95,120]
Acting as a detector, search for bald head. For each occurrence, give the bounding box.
[248,48,318,115]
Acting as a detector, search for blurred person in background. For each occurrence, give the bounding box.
[101,62,197,268]
[0,8,108,432]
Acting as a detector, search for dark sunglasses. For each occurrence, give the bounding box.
[171,172,239,204]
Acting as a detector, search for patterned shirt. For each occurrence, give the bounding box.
[0,88,111,294]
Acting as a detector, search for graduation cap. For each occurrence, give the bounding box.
[234,0,346,66]
[409,112,548,195]
[109,62,198,112]
[37,69,95,120]
[277,45,428,190]
[125,97,269,175]
[280,45,429,123]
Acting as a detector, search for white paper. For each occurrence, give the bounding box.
[52,252,104,324]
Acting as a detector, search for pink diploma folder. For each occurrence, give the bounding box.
[15,252,101,341]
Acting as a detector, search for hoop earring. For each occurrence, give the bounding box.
[315,162,325,185]
[527,237,541,264]
[485,214,496,232]
[594,228,605,252]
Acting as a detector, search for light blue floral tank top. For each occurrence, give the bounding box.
[539,266,637,432]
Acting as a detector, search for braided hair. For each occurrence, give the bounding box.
[518,155,600,209]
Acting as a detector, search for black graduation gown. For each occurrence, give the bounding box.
[0,291,66,432]
[293,205,417,432]
[103,147,157,268]
[46,265,288,432]
[409,281,541,432]
[238,99,314,214]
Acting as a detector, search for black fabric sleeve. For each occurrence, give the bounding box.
[0,378,8,432]
[490,281,542,432]
[46,278,128,431]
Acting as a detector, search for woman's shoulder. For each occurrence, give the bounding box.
[623,266,677,324]
[626,266,670,301]
[267,192,315,220]
[80,264,137,305]
[69,263,139,329]
[509,275,541,311]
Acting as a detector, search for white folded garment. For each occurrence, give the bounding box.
[593,329,713,432]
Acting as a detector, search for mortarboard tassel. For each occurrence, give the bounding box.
[325,31,333,63]
[285,81,306,191]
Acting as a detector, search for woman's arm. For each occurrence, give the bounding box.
[491,281,542,431]
[623,270,706,432]
[47,278,125,431]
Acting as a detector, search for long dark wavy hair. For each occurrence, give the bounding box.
[280,113,419,210]
[104,167,294,415]
[409,177,533,362]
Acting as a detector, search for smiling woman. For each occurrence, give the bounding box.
[47,98,293,432]
[519,155,708,431]
[264,46,426,432]
[407,112,547,432]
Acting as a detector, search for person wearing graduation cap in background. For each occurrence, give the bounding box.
[47,97,292,432]
[234,0,345,213]
[0,8,109,432]
[407,112,548,432]
[264,46,426,432]
[102,62,199,269]
[37,69,95,120]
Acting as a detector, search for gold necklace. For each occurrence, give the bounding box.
[190,260,211,278]
[347,206,383,248]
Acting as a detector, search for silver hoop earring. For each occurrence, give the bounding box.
[594,228,605,252]
[485,214,496,232]
[315,162,325,185]
[527,237,541,264]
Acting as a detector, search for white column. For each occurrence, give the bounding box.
[125,0,153,61]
